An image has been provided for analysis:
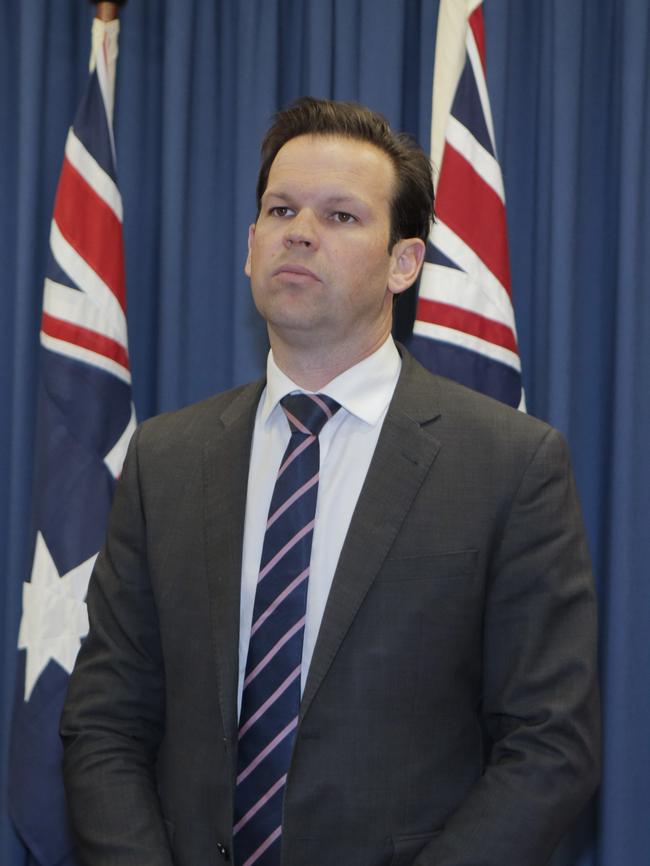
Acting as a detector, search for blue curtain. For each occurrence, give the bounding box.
[1,1,648,864]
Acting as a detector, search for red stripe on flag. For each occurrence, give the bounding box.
[469,6,487,74]
[435,143,512,295]
[53,158,126,311]
[415,298,518,354]
[41,312,130,370]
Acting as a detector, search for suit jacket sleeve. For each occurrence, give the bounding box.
[415,426,600,866]
[60,425,174,866]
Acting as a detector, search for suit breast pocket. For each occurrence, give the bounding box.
[379,548,478,582]
[345,549,482,678]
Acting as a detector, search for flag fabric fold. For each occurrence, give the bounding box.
[410,0,525,410]
[9,18,134,866]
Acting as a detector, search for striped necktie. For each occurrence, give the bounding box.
[233,392,340,866]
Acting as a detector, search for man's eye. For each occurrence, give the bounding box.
[333,212,356,224]
[269,206,292,217]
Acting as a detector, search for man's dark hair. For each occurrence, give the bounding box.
[256,97,434,250]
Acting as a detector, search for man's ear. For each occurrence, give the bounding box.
[387,237,426,296]
[244,223,256,277]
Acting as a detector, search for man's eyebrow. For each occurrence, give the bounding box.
[262,189,293,202]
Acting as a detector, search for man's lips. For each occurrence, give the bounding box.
[273,264,320,281]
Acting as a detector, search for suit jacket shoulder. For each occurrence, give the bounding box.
[134,378,265,463]
[397,346,551,440]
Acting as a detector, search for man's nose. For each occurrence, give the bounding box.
[284,210,318,249]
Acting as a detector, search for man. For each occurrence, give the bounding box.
[61,98,600,866]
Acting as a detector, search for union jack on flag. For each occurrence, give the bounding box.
[9,18,135,866]
[410,0,525,410]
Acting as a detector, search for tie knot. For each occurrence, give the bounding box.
[281,393,340,437]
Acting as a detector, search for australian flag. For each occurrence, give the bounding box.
[410,0,525,410]
[8,18,135,866]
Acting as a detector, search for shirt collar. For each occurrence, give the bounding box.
[260,336,402,427]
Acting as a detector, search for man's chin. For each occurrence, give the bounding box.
[266,314,336,348]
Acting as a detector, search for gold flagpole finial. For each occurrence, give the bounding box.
[92,2,126,23]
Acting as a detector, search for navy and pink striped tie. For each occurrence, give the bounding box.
[233,393,340,866]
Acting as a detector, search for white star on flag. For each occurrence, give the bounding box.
[18,531,96,702]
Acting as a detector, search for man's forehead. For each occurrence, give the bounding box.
[265,134,396,197]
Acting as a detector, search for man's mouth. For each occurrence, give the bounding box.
[273,264,320,281]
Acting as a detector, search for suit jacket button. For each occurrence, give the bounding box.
[216,841,230,860]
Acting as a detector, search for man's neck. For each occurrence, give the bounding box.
[269,331,392,391]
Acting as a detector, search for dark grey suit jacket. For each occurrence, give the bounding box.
[61,349,600,866]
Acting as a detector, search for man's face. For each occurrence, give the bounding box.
[246,134,419,358]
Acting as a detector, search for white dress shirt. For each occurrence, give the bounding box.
[237,336,402,716]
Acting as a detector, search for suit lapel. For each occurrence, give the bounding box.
[203,381,264,746]
[300,354,443,721]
